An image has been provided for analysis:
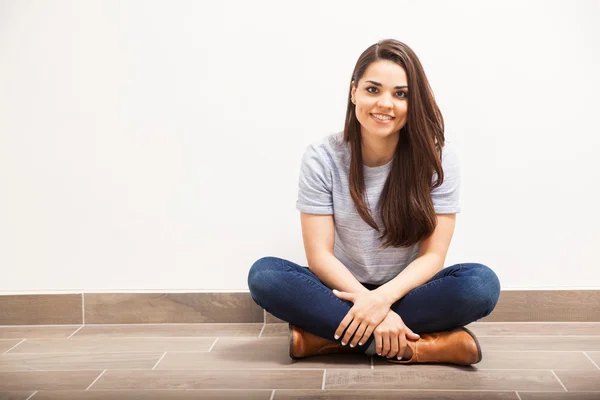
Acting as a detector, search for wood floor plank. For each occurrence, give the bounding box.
[156,351,370,370]
[73,323,263,338]
[162,336,368,369]
[324,368,564,391]
[477,336,600,351]
[519,392,600,400]
[0,371,101,390]
[0,392,35,400]
[0,326,81,339]
[0,352,163,371]
[552,370,600,391]
[205,336,291,353]
[91,370,323,390]
[8,337,215,353]
[273,390,518,399]
[30,389,271,399]
[0,341,24,354]
[466,322,600,336]
[372,351,597,370]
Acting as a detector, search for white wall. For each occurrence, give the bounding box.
[1,0,599,293]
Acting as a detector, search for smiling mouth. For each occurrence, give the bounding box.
[371,113,395,121]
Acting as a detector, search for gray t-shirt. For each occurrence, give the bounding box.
[296,131,461,285]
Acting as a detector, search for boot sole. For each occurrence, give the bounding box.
[462,326,483,364]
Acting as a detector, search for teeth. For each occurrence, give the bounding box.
[372,114,393,121]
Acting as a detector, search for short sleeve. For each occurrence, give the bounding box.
[296,143,334,214]
[431,141,461,214]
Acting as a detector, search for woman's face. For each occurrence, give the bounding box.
[351,60,409,139]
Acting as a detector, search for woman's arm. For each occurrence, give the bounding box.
[300,212,369,294]
[374,214,456,304]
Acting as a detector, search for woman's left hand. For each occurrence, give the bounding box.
[332,289,391,347]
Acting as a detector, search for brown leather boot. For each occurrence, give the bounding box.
[386,327,482,365]
[289,323,363,360]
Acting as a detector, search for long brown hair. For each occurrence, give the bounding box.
[344,39,445,248]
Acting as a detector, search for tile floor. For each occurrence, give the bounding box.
[0,322,599,399]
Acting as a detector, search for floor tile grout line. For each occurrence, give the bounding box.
[24,391,37,400]
[67,325,84,339]
[583,351,600,370]
[321,369,326,390]
[3,338,26,354]
[476,335,600,338]
[7,349,600,356]
[258,323,266,337]
[269,389,275,400]
[5,321,600,327]
[550,369,568,392]
[10,388,570,394]
[11,336,259,339]
[4,332,600,339]
[0,323,266,327]
[85,369,106,390]
[514,391,522,400]
[2,321,600,328]
[0,367,336,372]
[476,322,600,324]
[152,352,167,370]
[207,338,218,352]
[3,322,600,327]
[6,349,600,364]
[8,388,597,393]
[6,335,600,340]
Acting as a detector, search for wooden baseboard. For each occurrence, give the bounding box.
[0,291,598,325]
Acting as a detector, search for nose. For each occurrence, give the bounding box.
[377,92,393,109]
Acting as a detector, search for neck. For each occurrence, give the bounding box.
[360,130,399,167]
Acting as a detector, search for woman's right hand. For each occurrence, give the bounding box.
[373,309,420,359]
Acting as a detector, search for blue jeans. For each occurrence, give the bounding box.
[247,257,501,356]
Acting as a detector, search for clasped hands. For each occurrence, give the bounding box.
[332,289,420,359]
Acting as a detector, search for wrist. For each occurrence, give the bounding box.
[372,287,395,308]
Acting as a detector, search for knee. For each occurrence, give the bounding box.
[467,263,501,315]
[247,256,281,297]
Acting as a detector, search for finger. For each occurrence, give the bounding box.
[406,327,420,340]
[375,333,383,356]
[358,325,374,346]
[333,290,356,304]
[350,323,368,347]
[334,313,353,341]
[342,318,360,345]
[382,334,391,358]
[389,333,399,358]
[399,333,408,360]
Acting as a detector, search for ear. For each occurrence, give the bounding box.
[351,81,356,98]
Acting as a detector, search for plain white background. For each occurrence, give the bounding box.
[1,0,599,293]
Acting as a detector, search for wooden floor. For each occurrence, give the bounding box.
[0,322,599,399]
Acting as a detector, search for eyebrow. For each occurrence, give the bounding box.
[365,80,408,89]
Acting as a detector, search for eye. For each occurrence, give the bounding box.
[396,91,407,98]
[366,86,378,93]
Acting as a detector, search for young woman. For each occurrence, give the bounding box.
[247,39,501,365]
